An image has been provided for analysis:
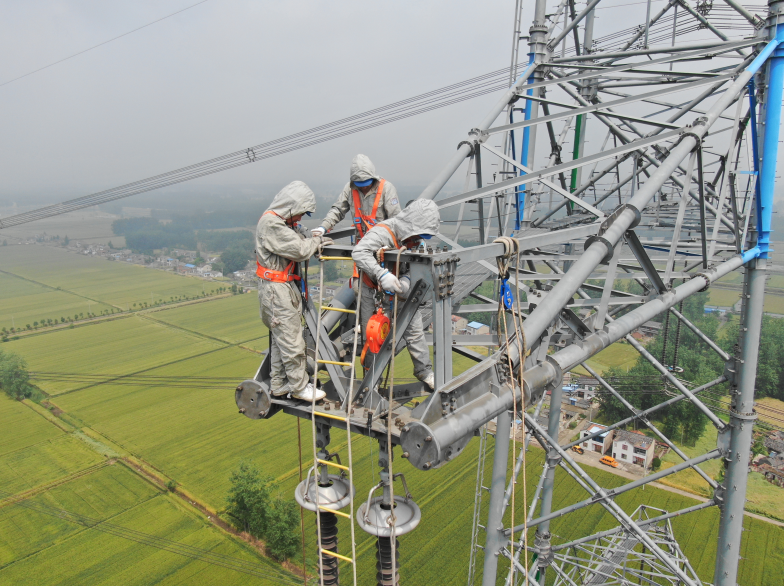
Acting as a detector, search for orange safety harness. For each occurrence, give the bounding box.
[353,222,401,288]
[351,179,386,239]
[255,211,302,283]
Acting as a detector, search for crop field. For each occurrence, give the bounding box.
[0,463,292,586]
[0,396,62,456]
[5,316,227,395]
[570,341,639,375]
[0,271,115,331]
[150,293,267,347]
[0,245,210,310]
[0,211,121,244]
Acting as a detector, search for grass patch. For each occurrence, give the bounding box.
[0,395,62,457]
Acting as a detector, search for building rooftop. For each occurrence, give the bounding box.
[615,429,654,448]
[467,321,487,329]
[585,423,610,439]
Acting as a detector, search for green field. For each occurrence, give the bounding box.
[5,316,226,395]
[0,245,211,311]
[0,464,290,585]
[2,244,784,585]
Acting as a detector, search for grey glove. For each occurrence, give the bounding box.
[312,226,327,238]
[319,237,334,247]
[398,275,411,299]
[379,270,402,294]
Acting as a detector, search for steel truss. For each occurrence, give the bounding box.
[235,1,784,585]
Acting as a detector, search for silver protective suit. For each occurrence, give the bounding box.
[319,154,402,235]
[256,181,320,395]
[352,199,441,382]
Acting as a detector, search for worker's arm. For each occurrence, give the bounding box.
[320,184,352,232]
[266,221,321,262]
[352,228,392,282]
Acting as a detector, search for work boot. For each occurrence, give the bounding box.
[271,383,292,397]
[422,372,435,391]
[292,382,326,402]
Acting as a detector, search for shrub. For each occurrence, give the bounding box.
[652,457,662,471]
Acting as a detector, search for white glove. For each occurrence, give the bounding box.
[311,226,327,238]
[398,275,411,298]
[379,270,402,294]
[319,237,334,247]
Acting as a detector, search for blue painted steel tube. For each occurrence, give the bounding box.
[515,53,536,230]
[755,25,784,259]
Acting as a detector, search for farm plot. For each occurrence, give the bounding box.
[0,272,114,331]
[0,245,209,310]
[151,293,267,346]
[6,316,226,395]
[0,463,290,586]
[0,396,62,456]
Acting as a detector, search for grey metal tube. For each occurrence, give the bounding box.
[721,0,762,26]
[547,0,602,50]
[714,260,766,584]
[483,409,513,586]
[419,62,538,201]
[320,280,356,332]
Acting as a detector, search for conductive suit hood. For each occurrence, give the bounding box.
[385,199,441,242]
[266,180,317,219]
[349,154,380,184]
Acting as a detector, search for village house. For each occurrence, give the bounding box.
[451,315,468,333]
[466,321,489,335]
[612,429,655,468]
[581,422,612,454]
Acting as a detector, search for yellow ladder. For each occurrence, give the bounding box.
[309,250,364,586]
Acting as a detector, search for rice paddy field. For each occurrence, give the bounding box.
[1,244,783,585]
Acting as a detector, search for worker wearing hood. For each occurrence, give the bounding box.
[256,181,332,402]
[312,154,402,239]
[352,199,441,390]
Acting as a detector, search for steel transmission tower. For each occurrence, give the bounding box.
[235,0,784,584]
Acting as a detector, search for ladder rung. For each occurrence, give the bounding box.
[319,506,351,518]
[317,359,352,366]
[319,256,352,261]
[320,549,353,563]
[317,458,350,471]
[315,411,348,422]
[320,306,356,314]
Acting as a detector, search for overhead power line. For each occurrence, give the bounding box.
[0,0,212,89]
[0,62,525,230]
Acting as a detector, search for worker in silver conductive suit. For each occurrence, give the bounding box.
[255,181,333,402]
[351,199,441,390]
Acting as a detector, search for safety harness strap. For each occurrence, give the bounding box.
[351,179,386,239]
[255,211,301,282]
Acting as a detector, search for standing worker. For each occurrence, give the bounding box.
[352,199,441,390]
[311,154,402,241]
[312,154,403,360]
[256,181,332,401]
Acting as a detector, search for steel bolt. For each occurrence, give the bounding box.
[238,408,246,414]
[425,435,432,442]
[402,452,410,458]
[236,386,243,392]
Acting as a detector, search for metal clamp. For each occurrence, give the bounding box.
[457,140,475,156]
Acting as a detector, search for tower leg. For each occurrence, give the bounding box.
[482,409,513,586]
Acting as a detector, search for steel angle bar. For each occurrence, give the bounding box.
[720,0,764,27]
[479,142,605,217]
[561,376,727,450]
[515,414,704,586]
[513,418,720,533]
[669,306,730,361]
[624,231,667,294]
[419,61,539,201]
[581,363,718,488]
[551,38,758,64]
[436,129,681,209]
[547,0,603,50]
[621,328,726,430]
[490,74,733,136]
[617,0,678,55]
[664,151,698,282]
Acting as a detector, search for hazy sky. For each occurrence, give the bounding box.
[0,0,530,204]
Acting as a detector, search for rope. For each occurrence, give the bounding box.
[296,418,307,585]
[311,248,326,586]
[493,236,529,584]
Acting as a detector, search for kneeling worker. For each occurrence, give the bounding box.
[352,199,441,390]
[256,181,332,401]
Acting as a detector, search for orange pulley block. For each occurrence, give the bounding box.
[360,308,390,365]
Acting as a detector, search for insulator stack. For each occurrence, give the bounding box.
[317,512,339,585]
[375,536,400,586]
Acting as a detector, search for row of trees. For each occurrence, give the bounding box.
[225,461,299,561]
[0,349,35,400]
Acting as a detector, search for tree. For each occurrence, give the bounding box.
[651,456,662,471]
[108,240,114,249]
[323,260,339,282]
[0,351,34,400]
[225,460,275,538]
[220,246,252,274]
[63,235,69,246]
[266,495,300,561]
